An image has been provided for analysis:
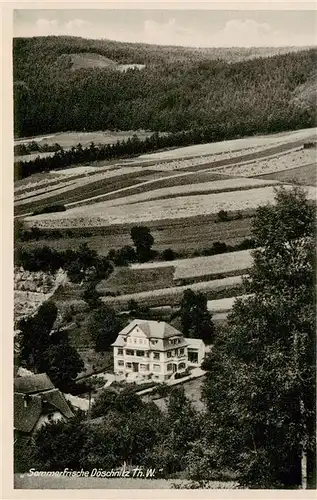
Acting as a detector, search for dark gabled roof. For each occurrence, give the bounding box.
[14,373,54,394]
[14,393,42,433]
[42,390,74,419]
[14,374,74,433]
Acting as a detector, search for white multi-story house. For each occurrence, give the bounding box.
[111,319,205,382]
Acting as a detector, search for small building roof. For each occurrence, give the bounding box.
[185,338,205,349]
[118,319,182,340]
[14,389,74,433]
[14,393,42,433]
[14,373,55,394]
[42,390,74,419]
[111,335,126,348]
[14,372,74,433]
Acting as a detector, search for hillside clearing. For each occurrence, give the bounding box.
[14,130,154,149]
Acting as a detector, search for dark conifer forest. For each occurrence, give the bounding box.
[14,36,316,138]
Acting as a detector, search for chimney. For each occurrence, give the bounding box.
[23,394,31,408]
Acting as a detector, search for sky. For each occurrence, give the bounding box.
[13,9,317,47]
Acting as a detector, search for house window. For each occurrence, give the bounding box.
[153,364,161,372]
[133,338,137,343]
[136,350,145,357]
[118,348,124,356]
[139,338,143,344]
[167,351,172,358]
[179,348,184,355]
[140,364,149,371]
[153,352,160,360]
[151,339,158,345]
[178,362,186,370]
[126,349,134,356]
[126,362,132,368]
[167,363,173,371]
[188,351,199,364]
[118,360,124,366]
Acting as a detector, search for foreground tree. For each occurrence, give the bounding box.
[202,187,316,488]
[31,412,89,471]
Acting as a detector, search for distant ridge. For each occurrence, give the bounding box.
[13,36,317,137]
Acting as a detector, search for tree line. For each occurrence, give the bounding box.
[14,141,62,156]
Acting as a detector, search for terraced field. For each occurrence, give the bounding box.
[211,148,316,178]
[99,177,280,207]
[131,249,253,284]
[99,275,246,310]
[14,127,316,219]
[18,214,253,255]
[24,184,317,229]
[136,127,316,162]
[258,163,317,186]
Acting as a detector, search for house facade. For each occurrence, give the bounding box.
[112,319,205,382]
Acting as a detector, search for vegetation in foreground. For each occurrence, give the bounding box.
[15,187,316,488]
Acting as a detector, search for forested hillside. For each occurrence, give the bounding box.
[13,36,317,137]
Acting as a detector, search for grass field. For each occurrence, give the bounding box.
[257,163,317,186]
[14,474,238,489]
[131,249,253,283]
[98,275,246,309]
[98,266,175,294]
[17,214,253,254]
[18,212,253,258]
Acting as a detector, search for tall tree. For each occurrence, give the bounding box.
[17,300,84,390]
[46,331,85,390]
[17,301,57,372]
[179,289,214,343]
[202,186,316,488]
[87,304,123,352]
[130,226,154,263]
